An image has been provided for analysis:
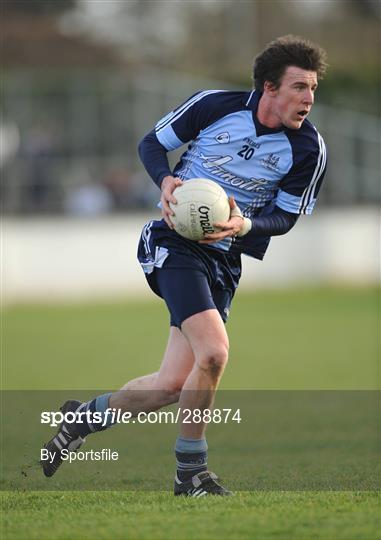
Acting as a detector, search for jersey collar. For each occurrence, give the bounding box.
[245,89,285,136]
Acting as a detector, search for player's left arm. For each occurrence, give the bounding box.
[200,199,298,243]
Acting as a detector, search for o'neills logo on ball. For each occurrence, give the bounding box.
[190,203,198,236]
[198,205,214,235]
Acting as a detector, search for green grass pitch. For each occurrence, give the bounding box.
[1,287,380,539]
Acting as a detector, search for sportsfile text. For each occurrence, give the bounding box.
[41,408,242,427]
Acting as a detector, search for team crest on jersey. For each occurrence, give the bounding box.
[215,132,230,144]
[261,153,280,171]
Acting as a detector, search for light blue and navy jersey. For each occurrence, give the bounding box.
[139,89,327,260]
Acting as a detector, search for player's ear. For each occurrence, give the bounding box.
[263,80,278,96]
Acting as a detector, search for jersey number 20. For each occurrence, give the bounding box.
[237,145,254,160]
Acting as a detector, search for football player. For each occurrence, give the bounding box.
[42,35,327,497]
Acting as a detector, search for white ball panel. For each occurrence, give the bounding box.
[169,178,230,241]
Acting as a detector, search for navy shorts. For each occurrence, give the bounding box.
[137,219,242,328]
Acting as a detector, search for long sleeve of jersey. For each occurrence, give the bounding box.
[138,129,172,188]
[245,206,298,238]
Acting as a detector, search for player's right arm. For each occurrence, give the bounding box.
[138,90,226,227]
[138,90,210,188]
[137,131,182,227]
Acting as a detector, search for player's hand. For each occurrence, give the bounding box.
[160,175,183,229]
[199,197,246,244]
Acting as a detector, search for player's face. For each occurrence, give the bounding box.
[269,66,318,130]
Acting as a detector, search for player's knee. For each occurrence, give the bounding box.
[164,379,184,397]
[154,377,183,402]
[199,344,229,376]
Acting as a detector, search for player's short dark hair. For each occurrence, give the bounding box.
[253,35,328,92]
